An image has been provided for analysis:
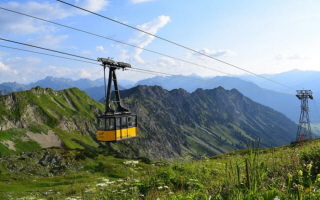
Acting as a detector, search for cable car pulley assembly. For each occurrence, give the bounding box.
[96,58,138,142]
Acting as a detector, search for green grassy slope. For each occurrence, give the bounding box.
[0,87,103,153]
[0,138,320,199]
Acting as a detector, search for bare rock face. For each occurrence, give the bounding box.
[0,149,80,177]
[0,89,9,96]
[26,130,63,148]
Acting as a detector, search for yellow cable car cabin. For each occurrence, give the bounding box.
[97,115,138,142]
[96,57,138,142]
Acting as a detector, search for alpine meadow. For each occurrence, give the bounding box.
[1,0,320,200]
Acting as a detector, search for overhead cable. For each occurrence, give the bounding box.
[0,38,97,62]
[0,42,282,93]
[0,6,233,76]
[56,0,296,91]
[0,45,99,65]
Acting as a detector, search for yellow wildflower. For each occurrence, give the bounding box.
[306,164,312,174]
[297,170,303,176]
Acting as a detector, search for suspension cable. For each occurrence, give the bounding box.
[56,0,297,91]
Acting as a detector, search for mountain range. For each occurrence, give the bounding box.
[1,69,320,124]
[0,86,297,160]
[134,73,320,123]
[0,76,105,92]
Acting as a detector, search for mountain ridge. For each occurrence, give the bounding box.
[0,85,297,159]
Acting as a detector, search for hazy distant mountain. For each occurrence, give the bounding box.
[134,74,320,123]
[84,85,126,101]
[28,76,102,90]
[0,76,126,97]
[0,90,9,96]
[135,75,261,92]
[240,69,320,94]
[0,82,28,92]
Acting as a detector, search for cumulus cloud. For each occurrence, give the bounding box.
[0,61,10,71]
[27,35,69,49]
[192,48,236,60]
[274,53,308,61]
[96,45,108,54]
[129,15,171,63]
[0,0,109,35]
[6,57,41,65]
[81,50,92,55]
[274,54,284,61]
[288,54,308,60]
[45,65,73,77]
[78,0,109,12]
[0,1,71,35]
[131,0,155,4]
[80,69,92,78]
[119,49,130,61]
[157,57,175,67]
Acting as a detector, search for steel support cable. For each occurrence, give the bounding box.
[0,42,293,95]
[57,0,297,92]
[0,7,288,91]
[0,6,233,76]
[0,38,97,62]
[0,42,247,90]
[0,45,99,65]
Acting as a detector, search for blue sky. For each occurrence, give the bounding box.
[0,0,320,83]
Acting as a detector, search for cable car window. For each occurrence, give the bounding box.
[131,116,136,127]
[98,118,105,130]
[109,118,115,130]
[121,117,127,128]
[128,117,133,127]
[116,117,120,129]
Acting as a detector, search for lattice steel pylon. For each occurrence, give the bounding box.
[296,90,314,142]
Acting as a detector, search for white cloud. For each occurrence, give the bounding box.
[80,69,92,78]
[0,0,109,35]
[78,0,109,13]
[192,48,237,59]
[129,15,171,63]
[274,54,284,61]
[27,35,69,49]
[96,45,108,54]
[82,50,92,55]
[45,65,73,77]
[274,53,308,61]
[131,0,155,4]
[157,57,175,67]
[0,1,71,35]
[119,49,130,61]
[6,57,41,65]
[0,61,10,71]
[288,54,308,60]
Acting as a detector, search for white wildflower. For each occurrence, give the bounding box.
[96,183,107,187]
[65,198,78,200]
[124,160,139,166]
